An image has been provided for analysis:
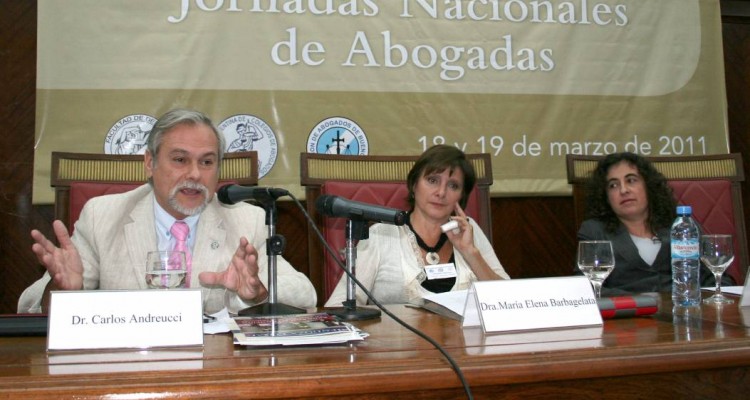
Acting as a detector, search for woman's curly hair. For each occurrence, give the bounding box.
[585,152,676,233]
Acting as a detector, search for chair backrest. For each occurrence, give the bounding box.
[566,153,748,285]
[300,152,494,305]
[51,151,259,233]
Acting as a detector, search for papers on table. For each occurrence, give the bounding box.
[421,290,469,320]
[701,285,744,296]
[203,308,233,334]
[228,313,367,346]
[203,309,368,346]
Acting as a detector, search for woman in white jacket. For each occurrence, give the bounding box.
[325,145,510,307]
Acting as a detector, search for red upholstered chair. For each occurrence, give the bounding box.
[566,153,748,285]
[300,152,494,305]
[51,151,259,234]
[670,180,744,284]
[68,182,141,233]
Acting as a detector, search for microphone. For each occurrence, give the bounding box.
[315,195,407,225]
[217,185,289,205]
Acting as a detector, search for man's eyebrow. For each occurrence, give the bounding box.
[166,149,217,158]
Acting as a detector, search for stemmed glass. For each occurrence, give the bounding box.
[145,251,187,289]
[577,240,615,298]
[700,234,735,304]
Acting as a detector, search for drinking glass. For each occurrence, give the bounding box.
[700,234,735,304]
[145,251,187,289]
[577,240,615,298]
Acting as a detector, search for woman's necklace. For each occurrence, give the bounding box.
[406,213,448,265]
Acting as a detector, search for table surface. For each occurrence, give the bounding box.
[1,293,750,399]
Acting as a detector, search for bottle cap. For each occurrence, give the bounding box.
[677,205,692,215]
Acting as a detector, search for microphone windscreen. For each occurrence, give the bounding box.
[315,195,335,214]
[216,185,235,204]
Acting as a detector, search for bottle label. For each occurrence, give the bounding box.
[671,239,699,258]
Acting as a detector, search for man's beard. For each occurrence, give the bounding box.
[168,181,210,216]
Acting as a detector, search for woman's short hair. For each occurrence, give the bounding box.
[406,145,476,210]
[585,152,676,232]
[146,108,225,164]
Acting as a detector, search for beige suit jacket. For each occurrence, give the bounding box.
[18,184,316,313]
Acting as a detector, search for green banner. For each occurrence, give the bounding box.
[34,0,728,203]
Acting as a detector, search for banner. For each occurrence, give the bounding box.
[34,0,728,203]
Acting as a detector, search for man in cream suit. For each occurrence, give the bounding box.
[19,109,316,314]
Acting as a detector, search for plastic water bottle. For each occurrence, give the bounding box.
[671,206,701,306]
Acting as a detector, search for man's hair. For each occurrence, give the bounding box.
[146,108,225,164]
[406,144,476,210]
[585,152,676,233]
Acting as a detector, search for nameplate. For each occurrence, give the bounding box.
[462,276,603,333]
[741,278,750,307]
[48,290,204,351]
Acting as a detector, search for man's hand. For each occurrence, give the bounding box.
[198,237,268,303]
[31,220,84,290]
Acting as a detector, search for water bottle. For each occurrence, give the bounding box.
[671,206,701,306]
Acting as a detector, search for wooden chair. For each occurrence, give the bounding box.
[566,153,748,285]
[300,152,494,305]
[51,151,258,233]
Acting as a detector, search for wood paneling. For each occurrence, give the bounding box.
[0,1,748,313]
[0,1,41,314]
[492,197,577,279]
[724,20,750,282]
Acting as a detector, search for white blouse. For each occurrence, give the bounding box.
[324,218,510,306]
[629,234,661,266]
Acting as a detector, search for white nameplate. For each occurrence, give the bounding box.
[48,290,204,351]
[462,276,602,333]
[741,278,750,307]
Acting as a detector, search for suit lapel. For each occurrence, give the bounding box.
[652,228,672,271]
[124,192,157,290]
[192,199,227,303]
[612,225,670,271]
[193,199,228,274]
[611,226,648,270]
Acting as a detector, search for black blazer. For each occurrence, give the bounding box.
[576,219,731,296]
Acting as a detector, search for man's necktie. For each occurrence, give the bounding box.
[170,221,192,288]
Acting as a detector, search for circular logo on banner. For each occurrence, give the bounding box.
[218,114,277,178]
[306,117,369,155]
[104,114,157,155]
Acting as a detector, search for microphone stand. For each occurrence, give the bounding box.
[326,217,381,321]
[238,191,305,316]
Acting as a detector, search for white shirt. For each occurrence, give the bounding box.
[630,234,661,266]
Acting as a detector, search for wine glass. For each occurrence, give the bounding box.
[145,251,187,289]
[577,240,615,298]
[700,234,735,304]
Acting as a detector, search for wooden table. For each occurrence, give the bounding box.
[1,293,749,399]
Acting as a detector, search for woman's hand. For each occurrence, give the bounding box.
[447,204,502,280]
[446,204,475,253]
